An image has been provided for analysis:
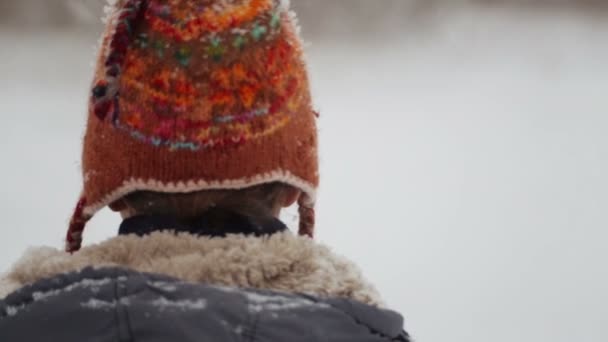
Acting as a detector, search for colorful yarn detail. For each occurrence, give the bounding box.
[92,0,304,151]
[134,4,283,64]
[144,0,274,41]
[93,0,147,122]
[116,74,299,151]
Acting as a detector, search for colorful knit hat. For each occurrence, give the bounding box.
[66,0,318,252]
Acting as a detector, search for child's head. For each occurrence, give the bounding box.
[115,183,301,223]
[66,0,318,252]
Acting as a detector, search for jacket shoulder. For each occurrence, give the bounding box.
[0,267,409,341]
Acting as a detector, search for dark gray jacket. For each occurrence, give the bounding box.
[1,267,410,341]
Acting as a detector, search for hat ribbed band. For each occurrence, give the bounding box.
[66,170,317,253]
[82,169,316,217]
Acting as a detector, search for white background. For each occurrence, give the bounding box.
[1,1,607,341]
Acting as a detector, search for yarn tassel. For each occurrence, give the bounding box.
[297,193,315,238]
[65,197,91,253]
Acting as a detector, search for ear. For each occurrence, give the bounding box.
[281,187,302,208]
[108,199,127,212]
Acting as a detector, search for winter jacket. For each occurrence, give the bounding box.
[0,267,409,341]
[0,213,410,341]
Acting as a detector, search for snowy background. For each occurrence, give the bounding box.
[1,1,607,341]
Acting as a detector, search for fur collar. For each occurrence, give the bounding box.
[0,232,383,307]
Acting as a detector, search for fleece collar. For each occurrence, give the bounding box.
[0,232,384,307]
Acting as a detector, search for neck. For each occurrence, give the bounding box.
[118,207,288,238]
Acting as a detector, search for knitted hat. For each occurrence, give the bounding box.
[66,0,318,252]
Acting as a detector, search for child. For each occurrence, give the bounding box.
[0,0,410,340]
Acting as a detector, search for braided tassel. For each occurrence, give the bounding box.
[297,194,315,238]
[66,197,91,253]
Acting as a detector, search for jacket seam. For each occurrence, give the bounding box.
[112,272,134,342]
[119,274,135,342]
[328,299,401,341]
[112,275,123,342]
[249,313,260,342]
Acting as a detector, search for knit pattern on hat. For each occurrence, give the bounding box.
[67,0,318,252]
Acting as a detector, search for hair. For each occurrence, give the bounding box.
[120,182,298,225]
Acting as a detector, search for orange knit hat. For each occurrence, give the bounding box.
[66,0,318,252]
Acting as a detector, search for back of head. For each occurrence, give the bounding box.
[67,0,319,252]
[119,183,300,225]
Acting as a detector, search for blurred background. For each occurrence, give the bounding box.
[1,1,607,341]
